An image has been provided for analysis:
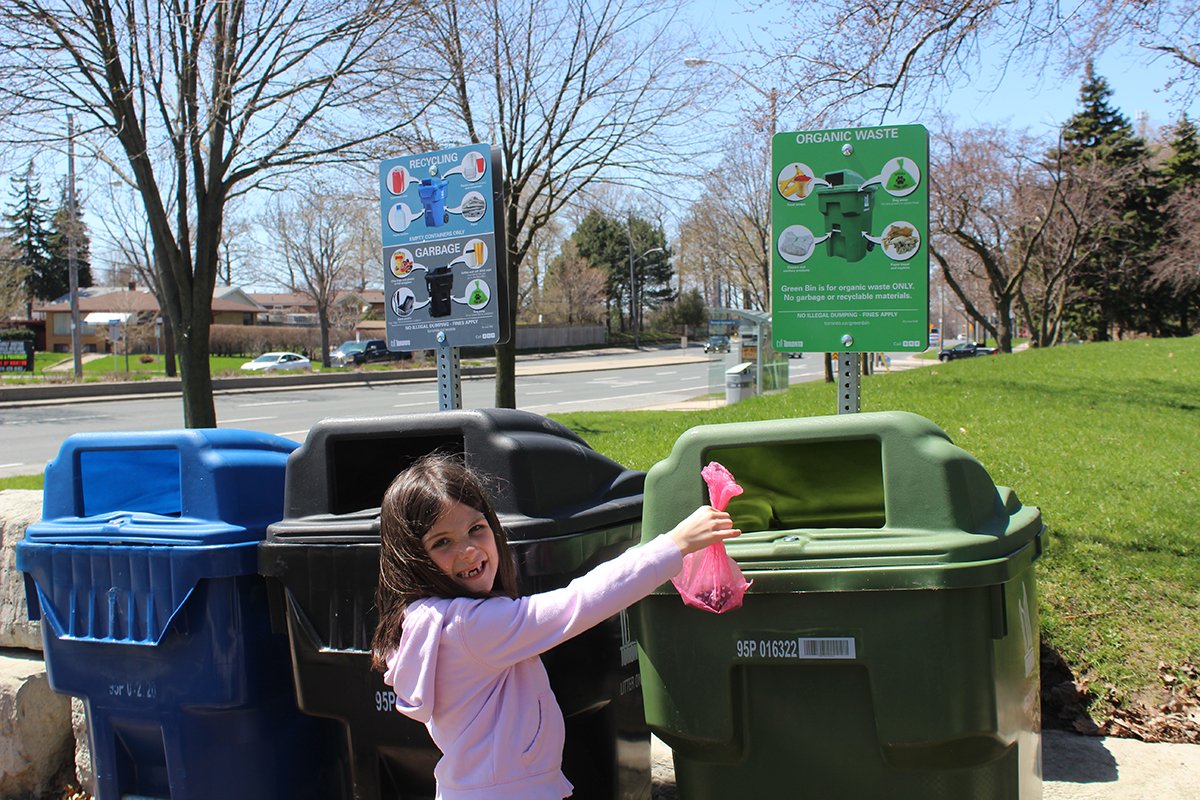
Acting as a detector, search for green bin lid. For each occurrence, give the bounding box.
[643,411,1043,592]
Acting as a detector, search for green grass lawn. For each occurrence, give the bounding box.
[554,337,1200,716]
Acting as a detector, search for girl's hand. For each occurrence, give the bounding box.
[666,505,740,556]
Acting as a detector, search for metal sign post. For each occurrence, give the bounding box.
[436,332,462,411]
[837,338,860,414]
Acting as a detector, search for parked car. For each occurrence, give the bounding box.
[938,342,998,362]
[704,335,730,354]
[240,352,312,372]
[329,339,410,368]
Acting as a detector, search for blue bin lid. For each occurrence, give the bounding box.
[29,428,298,546]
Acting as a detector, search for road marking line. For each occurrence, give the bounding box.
[237,400,308,407]
[220,416,278,424]
[275,430,310,437]
[523,390,563,396]
[0,462,24,469]
[523,388,698,410]
[393,401,434,408]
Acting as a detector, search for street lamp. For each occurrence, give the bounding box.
[628,243,664,350]
[683,57,777,134]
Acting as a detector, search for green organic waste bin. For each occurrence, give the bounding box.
[636,411,1044,799]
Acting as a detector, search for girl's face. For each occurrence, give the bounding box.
[420,500,499,595]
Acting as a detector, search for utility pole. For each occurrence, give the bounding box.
[626,214,639,349]
[67,114,82,378]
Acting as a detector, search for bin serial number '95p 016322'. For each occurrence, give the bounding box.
[735,635,858,661]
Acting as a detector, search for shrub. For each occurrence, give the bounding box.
[209,324,323,357]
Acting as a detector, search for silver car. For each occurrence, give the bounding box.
[240,352,312,372]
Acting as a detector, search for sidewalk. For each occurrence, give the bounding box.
[649,731,1200,799]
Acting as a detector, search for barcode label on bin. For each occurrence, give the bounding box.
[735,636,857,661]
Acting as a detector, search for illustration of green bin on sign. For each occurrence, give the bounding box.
[816,169,877,262]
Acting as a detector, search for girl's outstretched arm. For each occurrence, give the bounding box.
[447,506,739,669]
[667,505,741,556]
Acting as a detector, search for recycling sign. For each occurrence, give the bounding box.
[379,144,509,351]
[771,125,929,353]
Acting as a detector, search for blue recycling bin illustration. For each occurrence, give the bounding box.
[417,177,449,227]
[15,429,347,800]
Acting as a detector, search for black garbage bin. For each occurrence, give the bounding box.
[258,409,650,800]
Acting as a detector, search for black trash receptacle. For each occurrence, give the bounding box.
[258,409,650,800]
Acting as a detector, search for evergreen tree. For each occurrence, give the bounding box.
[47,184,94,295]
[572,210,674,334]
[1058,65,1159,339]
[3,163,54,316]
[1159,116,1200,194]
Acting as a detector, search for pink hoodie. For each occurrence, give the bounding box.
[383,534,681,800]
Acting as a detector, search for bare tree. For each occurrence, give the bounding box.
[929,126,1054,352]
[678,128,770,312]
[542,238,606,325]
[96,185,179,374]
[0,0,425,425]
[407,0,707,407]
[265,188,362,367]
[0,238,30,318]
[768,0,1200,122]
[1150,185,1200,333]
[1018,151,1116,346]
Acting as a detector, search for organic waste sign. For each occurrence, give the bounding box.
[771,125,929,353]
[379,144,508,351]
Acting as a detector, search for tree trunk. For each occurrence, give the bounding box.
[163,317,177,377]
[318,308,331,368]
[823,352,833,382]
[177,322,216,427]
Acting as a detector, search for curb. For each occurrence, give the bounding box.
[0,349,710,409]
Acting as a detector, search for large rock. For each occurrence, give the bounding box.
[0,651,73,797]
[0,489,43,650]
[71,698,93,791]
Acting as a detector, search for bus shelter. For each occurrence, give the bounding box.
[706,308,788,398]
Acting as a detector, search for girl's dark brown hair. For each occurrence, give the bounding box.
[371,453,519,671]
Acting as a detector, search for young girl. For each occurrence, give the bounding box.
[371,453,739,800]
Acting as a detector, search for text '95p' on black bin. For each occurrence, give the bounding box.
[15,429,347,800]
[636,411,1045,800]
[257,408,651,800]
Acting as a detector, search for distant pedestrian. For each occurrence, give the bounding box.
[371,454,739,799]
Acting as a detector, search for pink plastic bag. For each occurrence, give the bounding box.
[671,462,753,614]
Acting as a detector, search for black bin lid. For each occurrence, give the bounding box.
[266,409,643,544]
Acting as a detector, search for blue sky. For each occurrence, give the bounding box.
[682,0,1193,140]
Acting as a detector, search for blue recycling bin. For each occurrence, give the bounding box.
[16,429,347,800]
[417,177,448,227]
